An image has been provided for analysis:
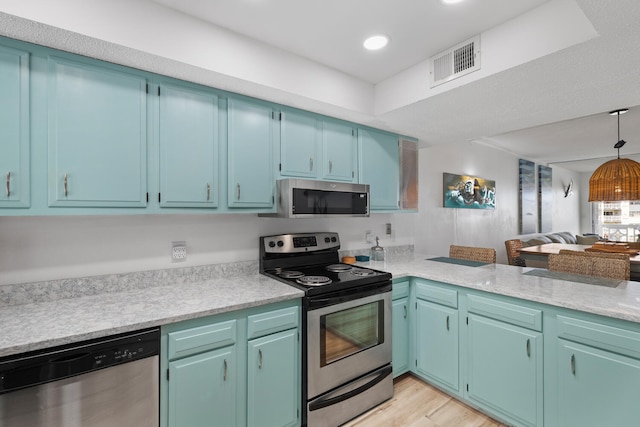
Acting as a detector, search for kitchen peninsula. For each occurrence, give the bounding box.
[2,255,640,427]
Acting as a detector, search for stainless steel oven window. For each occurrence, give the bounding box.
[320,300,384,366]
[307,291,392,399]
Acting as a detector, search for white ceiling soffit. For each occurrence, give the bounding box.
[151,0,549,84]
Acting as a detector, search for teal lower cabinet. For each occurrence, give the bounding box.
[552,315,640,427]
[247,329,299,427]
[413,280,459,394]
[392,279,410,377]
[161,300,301,427]
[168,346,237,427]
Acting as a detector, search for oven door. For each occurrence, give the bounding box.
[306,284,392,399]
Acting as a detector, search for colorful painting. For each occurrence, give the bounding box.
[519,159,537,234]
[443,173,496,209]
[538,165,553,233]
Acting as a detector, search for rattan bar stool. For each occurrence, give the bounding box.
[549,250,630,280]
[449,245,496,264]
[504,239,526,267]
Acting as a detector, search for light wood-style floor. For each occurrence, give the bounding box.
[343,374,508,427]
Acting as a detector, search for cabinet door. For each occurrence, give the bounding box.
[358,128,399,210]
[247,329,299,427]
[322,120,357,182]
[159,83,218,208]
[168,346,237,427]
[47,57,147,207]
[227,98,275,208]
[467,314,542,427]
[0,46,29,208]
[557,340,640,427]
[415,300,459,393]
[280,109,320,178]
[392,297,410,377]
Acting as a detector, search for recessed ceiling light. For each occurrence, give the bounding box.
[441,0,465,4]
[363,35,389,51]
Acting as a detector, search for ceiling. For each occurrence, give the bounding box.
[151,0,548,84]
[149,0,640,173]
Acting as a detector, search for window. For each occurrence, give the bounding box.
[592,201,640,242]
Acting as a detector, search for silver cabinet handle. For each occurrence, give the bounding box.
[5,172,9,197]
[206,182,211,201]
[403,305,407,319]
[258,349,263,369]
[571,354,576,375]
[526,339,531,358]
[223,359,227,381]
[63,173,68,197]
[309,157,313,172]
[329,160,333,174]
[237,183,241,200]
[446,315,450,331]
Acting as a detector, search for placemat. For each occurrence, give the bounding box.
[426,257,490,268]
[523,269,622,288]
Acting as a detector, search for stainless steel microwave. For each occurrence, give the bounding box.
[260,179,369,218]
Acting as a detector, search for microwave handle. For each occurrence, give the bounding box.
[308,364,392,411]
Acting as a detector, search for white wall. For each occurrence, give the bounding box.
[0,213,415,286]
[415,141,582,264]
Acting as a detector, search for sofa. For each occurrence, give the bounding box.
[522,231,600,247]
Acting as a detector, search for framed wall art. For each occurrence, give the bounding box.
[443,172,496,209]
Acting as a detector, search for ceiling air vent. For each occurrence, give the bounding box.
[429,35,480,88]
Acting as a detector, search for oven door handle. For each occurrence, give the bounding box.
[308,364,392,412]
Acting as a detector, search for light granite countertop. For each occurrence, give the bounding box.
[359,253,640,324]
[0,273,303,358]
[4,252,640,358]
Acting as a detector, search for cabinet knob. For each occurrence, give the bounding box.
[63,173,68,197]
[309,157,313,172]
[206,182,211,201]
[446,315,450,331]
[5,172,9,197]
[329,160,333,174]
[237,183,241,200]
[223,359,228,381]
[258,349,263,369]
[403,305,407,319]
[526,338,531,358]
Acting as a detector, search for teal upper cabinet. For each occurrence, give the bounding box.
[159,83,218,208]
[0,45,29,208]
[47,56,147,207]
[227,98,275,208]
[322,119,357,182]
[280,109,320,178]
[358,128,399,210]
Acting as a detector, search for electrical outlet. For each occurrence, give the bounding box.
[386,223,392,235]
[172,241,187,262]
[365,231,373,243]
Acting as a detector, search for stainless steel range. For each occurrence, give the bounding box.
[259,232,393,427]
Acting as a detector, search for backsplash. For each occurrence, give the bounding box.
[0,244,414,307]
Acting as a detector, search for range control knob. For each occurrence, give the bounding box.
[277,240,284,247]
[331,237,337,242]
[268,241,276,248]
[324,237,330,243]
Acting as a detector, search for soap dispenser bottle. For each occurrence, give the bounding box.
[370,237,385,261]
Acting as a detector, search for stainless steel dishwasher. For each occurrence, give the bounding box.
[0,328,160,427]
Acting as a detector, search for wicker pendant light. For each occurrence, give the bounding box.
[588,109,640,202]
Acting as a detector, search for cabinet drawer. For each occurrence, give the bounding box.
[247,306,299,340]
[167,319,237,360]
[392,280,410,300]
[467,295,542,332]
[557,315,640,359]
[415,280,457,308]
